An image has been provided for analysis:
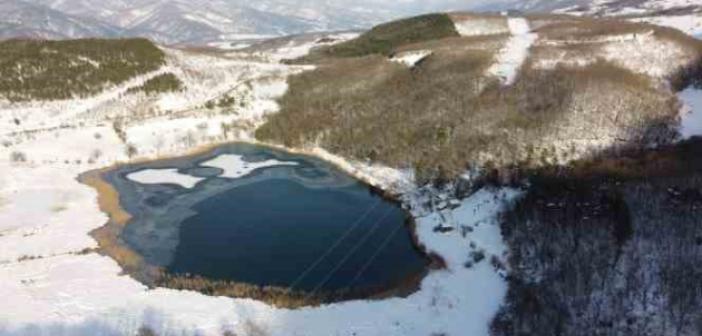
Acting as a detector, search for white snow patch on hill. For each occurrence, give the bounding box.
[127,169,205,189]
[488,17,538,86]
[532,30,697,81]
[453,16,510,36]
[599,32,693,78]
[390,50,433,67]
[634,14,702,37]
[201,154,298,179]
[678,86,702,139]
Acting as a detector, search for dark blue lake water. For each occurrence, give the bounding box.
[104,143,428,293]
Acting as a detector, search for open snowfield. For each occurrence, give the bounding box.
[0,42,522,336]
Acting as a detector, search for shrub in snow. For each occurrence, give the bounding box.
[10,151,27,162]
[126,144,138,158]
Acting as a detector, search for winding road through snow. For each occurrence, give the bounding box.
[487,17,538,86]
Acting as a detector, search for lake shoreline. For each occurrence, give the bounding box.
[79,141,444,309]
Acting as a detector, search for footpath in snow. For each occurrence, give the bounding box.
[487,17,538,86]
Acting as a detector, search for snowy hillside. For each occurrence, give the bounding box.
[492,0,702,36]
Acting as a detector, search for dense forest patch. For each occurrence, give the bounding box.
[299,14,459,60]
[126,73,183,95]
[0,38,165,101]
[492,139,702,336]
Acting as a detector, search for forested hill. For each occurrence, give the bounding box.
[0,38,165,102]
[257,13,702,183]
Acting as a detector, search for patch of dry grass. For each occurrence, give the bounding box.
[257,41,497,182]
[258,44,678,183]
[536,19,649,40]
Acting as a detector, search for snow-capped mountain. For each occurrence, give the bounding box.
[0,0,119,40]
[0,0,419,44]
[492,0,702,16]
[2,0,700,45]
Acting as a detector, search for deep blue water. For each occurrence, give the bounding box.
[104,143,428,292]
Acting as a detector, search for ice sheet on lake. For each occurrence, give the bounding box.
[127,169,205,189]
[200,154,298,179]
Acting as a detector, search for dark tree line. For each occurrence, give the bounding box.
[0,38,165,101]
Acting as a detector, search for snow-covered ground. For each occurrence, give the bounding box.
[531,23,698,80]
[487,17,538,86]
[678,86,702,139]
[127,169,205,189]
[0,183,519,336]
[634,14,702,37]
[201,154,298,179]
[453,15,510,36]
[0,41,521,336]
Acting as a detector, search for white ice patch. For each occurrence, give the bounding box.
[678,87,702,139]
[488,17,537,86]
[200,154,297,179]
[390,50,432,67]
[127,169,204,189]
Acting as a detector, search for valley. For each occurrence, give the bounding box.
[0,5,701,336]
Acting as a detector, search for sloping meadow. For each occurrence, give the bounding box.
[257,13,699,183]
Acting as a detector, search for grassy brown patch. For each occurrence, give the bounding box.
[259,40,676,183]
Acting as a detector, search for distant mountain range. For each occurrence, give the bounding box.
[0,0,413,45]
[1,0,700,45]
[492,0,702,16]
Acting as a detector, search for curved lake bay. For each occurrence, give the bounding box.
[102,143,429,301]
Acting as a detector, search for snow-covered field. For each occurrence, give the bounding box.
[0,41,521,336]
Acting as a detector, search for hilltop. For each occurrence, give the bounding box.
[257,12,702,182]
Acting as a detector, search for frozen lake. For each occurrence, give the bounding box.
[103,143,429,296]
